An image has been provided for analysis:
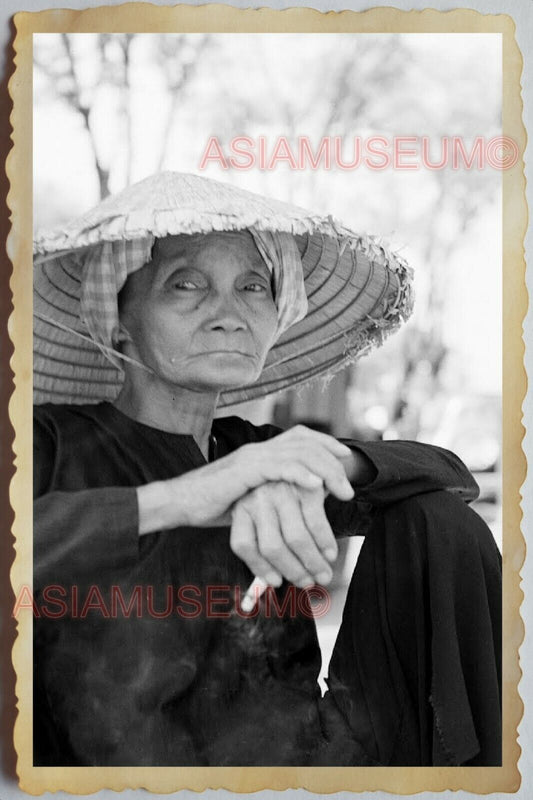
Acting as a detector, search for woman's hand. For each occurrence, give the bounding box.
[230,481,337,589]
[137,425,355,535]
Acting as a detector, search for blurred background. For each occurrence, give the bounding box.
[33,32,502,688]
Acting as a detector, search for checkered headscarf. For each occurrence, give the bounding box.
[79,229,308,370]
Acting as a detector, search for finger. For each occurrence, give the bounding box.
[286,447,354,501]
[230,504,282,587]
[253,491,315,589]
[274,487,333,585]
[286,425,354,457]
[275,462,325,491]
[298,488,338,562]
[243,440,354,499]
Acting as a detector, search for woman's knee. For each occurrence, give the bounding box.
[383,489,498,554]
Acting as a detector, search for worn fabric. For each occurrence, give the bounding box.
[33,402,501,766]
[317,490,502,766]
[248,228,308,336]
[79,238,154,358]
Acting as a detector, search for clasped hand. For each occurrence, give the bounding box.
[231,481,336,589]
[160,425,359,588]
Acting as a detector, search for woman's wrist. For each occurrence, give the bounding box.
[341,448,377,487]
[135,443,375,536]
[136,479,190,535]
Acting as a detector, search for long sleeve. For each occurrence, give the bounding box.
[325,439,479,538]
[345,439,479,504]
[230,420,479,506]
[34,488,140,591]
[33,413,141,590]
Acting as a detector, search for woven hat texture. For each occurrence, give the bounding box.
[34,172,414,407]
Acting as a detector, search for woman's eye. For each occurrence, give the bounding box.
[243,282,268,293]
[172,279,200,290]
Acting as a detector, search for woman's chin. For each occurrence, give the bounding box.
[166,366,261,395]
[207,372,260,393]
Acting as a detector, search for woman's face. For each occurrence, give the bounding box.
[118,231,278,393]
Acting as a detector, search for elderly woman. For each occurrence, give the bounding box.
[33,173,501,767]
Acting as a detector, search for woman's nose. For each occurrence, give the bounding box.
[207,293,247,332]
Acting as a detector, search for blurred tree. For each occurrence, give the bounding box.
[34,33,133,198]
[34,33,213,198]
[205,33,499,434]
[153,34,212,172]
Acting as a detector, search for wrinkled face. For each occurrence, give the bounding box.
[118,231,278,393]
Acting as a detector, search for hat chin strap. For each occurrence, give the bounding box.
[34,311,154,375]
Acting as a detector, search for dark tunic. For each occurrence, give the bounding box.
[33,402,500,766]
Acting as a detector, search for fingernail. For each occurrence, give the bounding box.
[316,571,332,585]
[324,548,337,562]
[306,474,323,486]
[297,576,314,588]
[265,572,282,587]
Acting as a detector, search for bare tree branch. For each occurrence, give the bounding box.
[156,35,211,172]
[117,34,134,186]
[61,34,110,199]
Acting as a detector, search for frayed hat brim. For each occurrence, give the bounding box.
[34,172,413,407]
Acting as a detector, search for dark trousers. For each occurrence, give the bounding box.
[315,490,502,766]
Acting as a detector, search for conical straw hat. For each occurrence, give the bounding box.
[34,172,413,408]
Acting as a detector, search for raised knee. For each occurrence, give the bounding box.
[385,490,499,559]
[390,488,476,522]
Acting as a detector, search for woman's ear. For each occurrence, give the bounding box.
[113,324,133,348]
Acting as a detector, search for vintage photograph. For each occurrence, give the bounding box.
[28,28,504,770]
[7,5,527,791]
